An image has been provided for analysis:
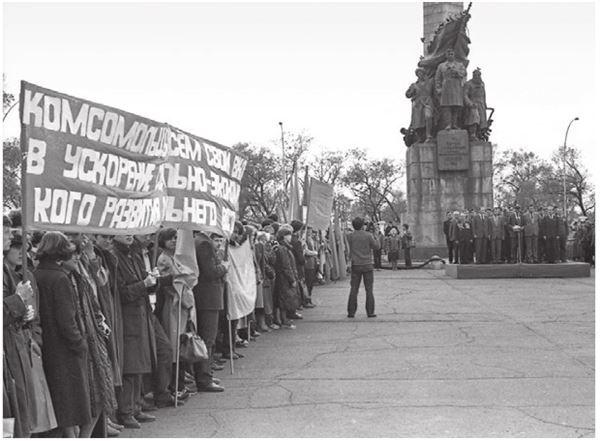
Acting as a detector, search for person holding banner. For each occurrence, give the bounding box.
[346,217,380,318]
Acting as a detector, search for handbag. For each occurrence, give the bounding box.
[179,320,208,363]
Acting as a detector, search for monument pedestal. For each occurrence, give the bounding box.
[406,130,493,261]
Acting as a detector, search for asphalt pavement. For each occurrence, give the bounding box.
[122,266,595,437]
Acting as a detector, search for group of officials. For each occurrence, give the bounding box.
[443,205,575,264]
[3,208,323,438]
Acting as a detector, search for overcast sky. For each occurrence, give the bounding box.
[3,1,597,167]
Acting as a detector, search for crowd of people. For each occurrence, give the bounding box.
[3,210,340,438]
[442,205,595,265]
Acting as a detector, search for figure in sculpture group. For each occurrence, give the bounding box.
[463,68,487,141]
[435,48,467,130]
[405,67,434,143]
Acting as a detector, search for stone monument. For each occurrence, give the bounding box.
[403,2,493,260]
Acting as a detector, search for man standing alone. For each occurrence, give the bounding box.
[346,217,380,318]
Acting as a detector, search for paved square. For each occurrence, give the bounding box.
[123,268,595,437]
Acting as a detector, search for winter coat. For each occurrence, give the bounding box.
[273,241,300,312]
[193,236,227,311]
[34,260,92,428]
[112,241,156,375]
[3,263,35,437]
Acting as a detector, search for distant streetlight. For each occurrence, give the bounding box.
[562,117,579,217]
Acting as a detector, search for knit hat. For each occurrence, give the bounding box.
[276,224,293,241]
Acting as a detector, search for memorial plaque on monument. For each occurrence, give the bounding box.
[437,129,469,170]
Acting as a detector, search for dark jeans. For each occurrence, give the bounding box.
[117,374,143,419]
[347,265,375,316]
[150,315,173,402]
[194,309,220,387]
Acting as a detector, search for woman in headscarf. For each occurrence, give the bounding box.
[273,224,300,329]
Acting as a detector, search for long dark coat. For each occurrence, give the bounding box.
[93,246,123,386]
[3,263,34,437]
[273,241,300,312]
[193,236,226,311]
[112,241,156,375]
[34,260,91,428]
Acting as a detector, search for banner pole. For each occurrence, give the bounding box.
[18,81,29,284]
[174,286,182,407]
[228,314,234,375]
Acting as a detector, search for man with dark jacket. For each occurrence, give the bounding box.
[442,211,454,263]
[448,211,461,263]
[290,220,314,309]
[540,206,559,263]
[193,231,229,392]
[507,205,524,263]
[472,207,491,264]
[490,207,506,264]
[523,205,540,263]
[554,206,569,262]
[346,217,380,318]
[112,234,158,429]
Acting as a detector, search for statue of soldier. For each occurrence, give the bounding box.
[405,67,434,142]
[463,68,488,140]
[435,48,467,130]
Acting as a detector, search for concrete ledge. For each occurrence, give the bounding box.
[445,262,591,279]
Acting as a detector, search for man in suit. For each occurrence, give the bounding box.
[540,206,559,263]
[536,206,546,262]
[523,204,540,263]
[507,205,524,263]
[448,211,461,264]
[472,207,489,264]
[554,206,569,262]
[442,211,454,263]
[502,205,512,263]
[490,207,506,264]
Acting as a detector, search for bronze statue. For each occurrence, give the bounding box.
[463,68,487,140]
[405,67,434,142]
[435,48,467,130]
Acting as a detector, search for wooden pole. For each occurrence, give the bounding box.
[19,81,29,283]
[174,285,182,407]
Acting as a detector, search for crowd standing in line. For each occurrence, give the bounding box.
[3,209,344,438]
[442,205,595,265]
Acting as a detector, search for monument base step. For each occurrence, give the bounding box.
[445,262,591,279]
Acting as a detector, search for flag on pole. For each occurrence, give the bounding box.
[334,212,347,280]
[306,179,334,231]
[288,166,302,221]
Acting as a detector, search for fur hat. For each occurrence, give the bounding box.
[276,224,293,240]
